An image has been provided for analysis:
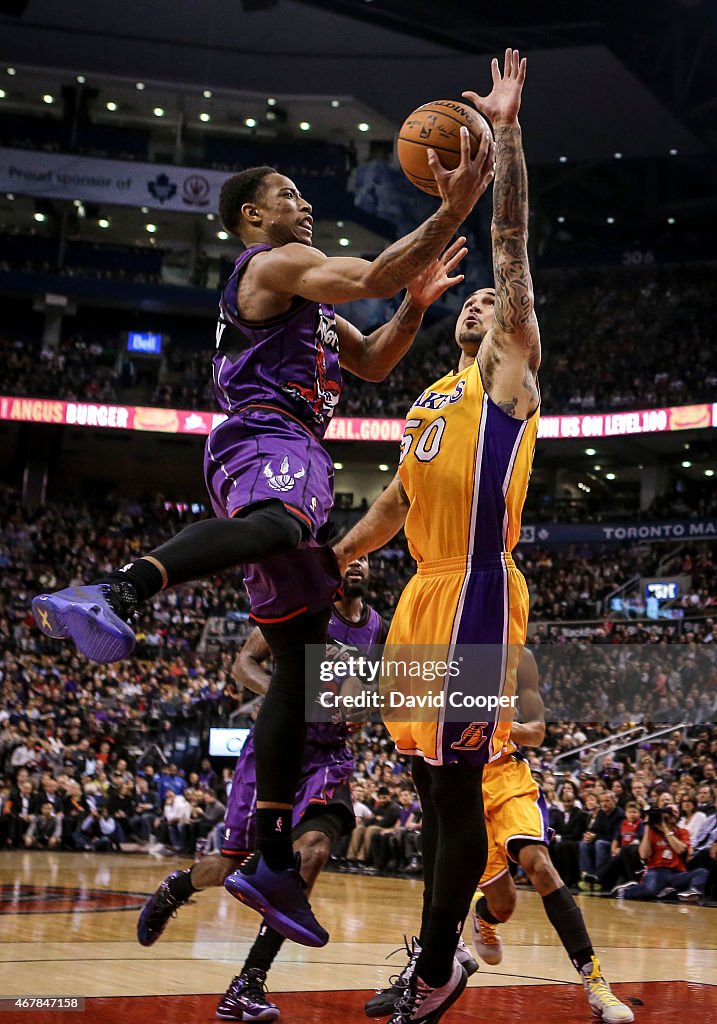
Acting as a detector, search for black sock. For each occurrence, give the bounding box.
[255,808,294,871]
[166,866,201,902]
[243,921,286,974]
[475,894,501,926]
[96,563,161,606]
[415,906,464,988]
[96,502,302,606]
[542,885,594,972]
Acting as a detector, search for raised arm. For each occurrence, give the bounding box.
[337,237,468,381]
[464,49,540,417]
[333,476,409,570]
[252,130,495,305]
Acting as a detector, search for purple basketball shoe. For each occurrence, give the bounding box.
[137,871,190,947]
[216,969,280,1022]
[224,853,328,948]
[32,583,136,663]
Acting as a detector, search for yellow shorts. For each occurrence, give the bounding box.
[480,757,550,886]
[383,553,529,767]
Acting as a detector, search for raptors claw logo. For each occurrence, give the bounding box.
[264,456,306,492]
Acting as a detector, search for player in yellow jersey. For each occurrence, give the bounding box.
[469,649,634,1023]
[336,48,539,1024]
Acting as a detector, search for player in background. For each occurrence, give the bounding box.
[337,49,539,1024]
[364,649,634,1024]
[33,140,496,949]
[137,558,388,1021]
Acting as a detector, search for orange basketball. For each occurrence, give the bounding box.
[397,99,491,196]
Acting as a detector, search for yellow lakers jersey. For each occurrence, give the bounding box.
[398,360,539,564]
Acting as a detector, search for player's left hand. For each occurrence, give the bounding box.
[462,47,527,128]
[406,235,468,311]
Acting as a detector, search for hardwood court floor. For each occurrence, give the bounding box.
[1,852,715,1023]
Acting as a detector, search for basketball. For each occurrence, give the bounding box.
[397,99,492,195]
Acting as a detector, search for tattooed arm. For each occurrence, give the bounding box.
[464,48,540,419]
[338,237,468,381]
[251,130,495,306]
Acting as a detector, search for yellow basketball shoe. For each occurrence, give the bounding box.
[470,892,503,966]
[580,956,634,1023]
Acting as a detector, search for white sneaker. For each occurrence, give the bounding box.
[677,888,701,903]
[389,960,467,1023]
[580,956,634,1023]
[471,901,503,966]
[455,938,479,977]
[613,882,638,899]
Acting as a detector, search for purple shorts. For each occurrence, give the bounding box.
[203,404,340,621]
[221,731,355,857]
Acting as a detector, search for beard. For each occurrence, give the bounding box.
[458,326,486,350]
[343,580,367,599]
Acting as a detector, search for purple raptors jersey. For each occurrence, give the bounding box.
[307,602,388,746]
[214,243,342,439]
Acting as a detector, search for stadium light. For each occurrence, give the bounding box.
[217,231,229,240]
[203,89,213,99]
[245,117,257,127]
[605,472,616,481]
[357,122,370,132]
[585,448,596,456]
[681,461,692,468]
[705,470,714,477]
[33,212,46,222]
[98,218,110,228]
[136,82,145,91]
[42,94,54,104]
[378,464,390,472]
[299,121,311,131]
[153,107,165,117]
[199,113,211,122]
[333,462,343,470]
[0,89,5,99]
[145,223,157,233]
[106,101,117,111]
[338,238,350,247]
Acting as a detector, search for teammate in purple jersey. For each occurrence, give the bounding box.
[137,557,388,1022]
[33,137,495,947]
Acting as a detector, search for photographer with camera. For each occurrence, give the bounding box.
[617,803,708,902]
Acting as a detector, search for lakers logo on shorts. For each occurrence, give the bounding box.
[450,722,489,751]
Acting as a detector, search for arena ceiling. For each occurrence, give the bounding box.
[0,0,714,164]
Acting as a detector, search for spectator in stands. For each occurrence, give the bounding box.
[678,793,707,846]
[549,782,587,888]
[579,791,624,886]
[617,804,707,901]
[153,789,192,856]
[696,783,715,817]
[73,805,124,852]
[597,800,645,892]
[344,786,400,872]
[23,801,62,849]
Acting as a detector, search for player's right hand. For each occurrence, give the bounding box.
[428,125,495,220]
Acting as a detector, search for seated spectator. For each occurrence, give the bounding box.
[73,805,124,852]
[678,794,707,846]
[696,783,715,818]
[618,804,708,902]
[579,791,624,887]
[549,782,587,888]
[344,786,400,871]
[128,776,160,844]
[597,800,645,892]
[23,801,62,850]
[153,789,192,855]
[386,788,423,874]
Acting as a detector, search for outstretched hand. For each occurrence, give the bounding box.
[406,235,468,311]
[428,125,495,222]
[462,47,527,128]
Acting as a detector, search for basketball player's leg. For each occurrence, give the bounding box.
[32,499,303,662]
[506,841,634,1023]
[412,761,487,991]
[32,417,333,663]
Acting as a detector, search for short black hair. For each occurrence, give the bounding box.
[219,166,277,238]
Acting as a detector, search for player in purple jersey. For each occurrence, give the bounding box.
[137,557,387,1021]
[33,136,495,947]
